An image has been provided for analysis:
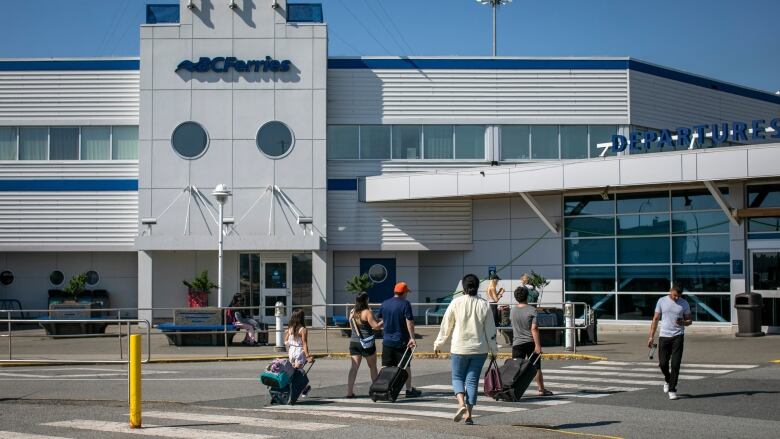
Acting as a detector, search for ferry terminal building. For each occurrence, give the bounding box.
[1,0,779,331]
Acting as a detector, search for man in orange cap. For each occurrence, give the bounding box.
[376,281,421,397]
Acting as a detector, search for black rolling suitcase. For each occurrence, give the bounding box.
[369,347,414,402]
[495,353,540,402]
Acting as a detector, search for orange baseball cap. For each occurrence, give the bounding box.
[393,282,411,294]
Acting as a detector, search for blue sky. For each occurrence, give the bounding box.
[1,0,778,93]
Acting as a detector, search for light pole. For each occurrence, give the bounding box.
[477,0,512,57]
[212,184,232,308]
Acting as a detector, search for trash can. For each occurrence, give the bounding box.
[734,292,765,337]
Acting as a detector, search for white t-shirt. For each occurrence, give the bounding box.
[655,296,691,337]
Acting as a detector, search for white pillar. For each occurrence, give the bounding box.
[137,251,153,325]
[217,202,224,309]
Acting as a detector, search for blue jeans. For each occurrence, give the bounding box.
[451,353,487,406]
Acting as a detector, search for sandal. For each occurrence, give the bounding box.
[538,389,554,396]
[464,418,474,425]
[345,394,357,399]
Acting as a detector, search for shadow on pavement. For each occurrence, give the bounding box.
[556,420,621,429]
[681,390,779,399]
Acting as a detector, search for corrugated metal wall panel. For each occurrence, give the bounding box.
[327,69,629,124]
[629,70,780,129]
[0,161,138,178]
[0,191,138,246]
[327,160,489,179]
[327,191,472,250]
[0,71,139,124]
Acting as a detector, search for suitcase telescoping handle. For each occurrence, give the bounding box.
[302,360,315,376]
[530,351,542,366]
[399,346,415,369]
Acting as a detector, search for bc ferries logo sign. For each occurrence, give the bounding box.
[176,56,291,73]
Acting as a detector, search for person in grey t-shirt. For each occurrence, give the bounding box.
[648,284,692,400]
[510,286,552,396]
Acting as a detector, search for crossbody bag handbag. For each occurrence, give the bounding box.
[350,313,375,349]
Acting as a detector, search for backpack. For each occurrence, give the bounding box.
[225,308,236,324]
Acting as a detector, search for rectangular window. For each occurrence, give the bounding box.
[112,126,138,159]
[564,195,614,216]
[0,126,16,160]
[360,125,391,159]
[673,265,730,292]
[565,293,616,320]
[617,237,670,264]
[617,214,670,236]
[18,127,48,160]
[560,125,588,159]
[454,125,485,159]
[80,127,111,160]
[618,266,670,292]
[589,125,617,158]
[423,125,453,159]
[616,191,669,214]
[392,125,421,159]
[265,262,287,289]
[240,253,261,312]
[49,127,79,160]
[501,125,529,160]
[672,235,729,263]
[671,212,729,234]
[564,266,615,292]
[685,293,730,322]
[565,238,615,265]
[564,217,615,238]
[671,188,727,211]
[531,125,558,159]
[292,253,313,309]
[327,125,359,159]
[753,251,780,291]
[617,294,666,320]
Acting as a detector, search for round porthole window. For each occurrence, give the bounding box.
[85,270,100,287]
[256,121,294,158]
[0,270,13,286]
[171,121,209,159]
[368,264,388,284]
[49,270,65,287]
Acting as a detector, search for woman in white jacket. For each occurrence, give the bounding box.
[433,273,498,425]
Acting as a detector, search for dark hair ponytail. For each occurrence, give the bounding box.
[354,292,369,314]
[462,273,480,296]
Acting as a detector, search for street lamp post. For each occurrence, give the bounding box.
[477,0,512,57]
[212,184,232,309]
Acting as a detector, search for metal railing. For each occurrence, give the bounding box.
[0,301,594,362]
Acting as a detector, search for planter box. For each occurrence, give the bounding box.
[40,303,108,337]
[187,290,209,308]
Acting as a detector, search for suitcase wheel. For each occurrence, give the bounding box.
[370,395,378,402]
[390,395,397,402]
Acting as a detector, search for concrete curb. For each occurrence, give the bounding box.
[771,360,780,364]
[0,352,607,367]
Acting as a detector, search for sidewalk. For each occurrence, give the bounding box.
[1,324,778,364]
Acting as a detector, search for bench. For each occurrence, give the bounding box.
[425,296,453,325]
[0,299,26,319]
[157,322,240,346]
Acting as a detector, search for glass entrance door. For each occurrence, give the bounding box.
[262,259,292,324]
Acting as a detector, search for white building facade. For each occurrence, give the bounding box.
[1,0,779,330]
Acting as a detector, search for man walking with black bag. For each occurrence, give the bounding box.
[648,284,692,400]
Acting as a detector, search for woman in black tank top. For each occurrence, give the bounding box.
[346,292,384,398]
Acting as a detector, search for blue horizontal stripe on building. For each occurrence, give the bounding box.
[0,179,138,191]
[327,179,357,191]
[0,59,140,71]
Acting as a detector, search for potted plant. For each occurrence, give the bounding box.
[345,273,373,295]
[527,270,550,306]
[63,272,88,303]
[183,270,217,308]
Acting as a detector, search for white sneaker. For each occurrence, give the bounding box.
[663,383,669,393]
[668,391,678,400]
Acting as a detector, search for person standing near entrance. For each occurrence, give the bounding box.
[519,274,539,306]
[648,284,692,400]
[376,282,421,398]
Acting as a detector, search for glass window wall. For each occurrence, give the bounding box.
[0,126,17,160]
[423,125,453,159]
[560,125,588,159]
[326,125,359,159]
[565,189,732,321]
[49,127,79,160]
[80,127,111,160]
[360,125,391,159]
[19,127,48,160]
[530,125,558,159]
[454,125,485,159]
[747,184,780,239]
[501,125,529,159]
[392,125,421,159]
[112,126,138,160]
[589,125,617,158]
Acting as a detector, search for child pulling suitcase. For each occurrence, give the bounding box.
[369,346,414,402]
[261,359,314,405]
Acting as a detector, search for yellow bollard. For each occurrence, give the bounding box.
[129,334,142,428]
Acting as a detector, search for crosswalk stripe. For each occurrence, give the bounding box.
[592,361,755,369]
[561,365,733,374]
[0,432,72,439]
[531,375,664,386]
[43,420,274,439]
[421,392,572,406]
[266,403,475,419]
[319,398,524,413]
[143,411,343,431]
[261,408,413,422]
[542,369,706,380]
[533,381,644,392]
[418,384,456,391]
